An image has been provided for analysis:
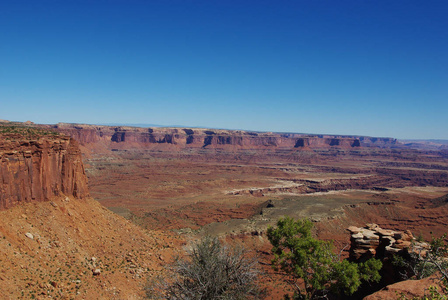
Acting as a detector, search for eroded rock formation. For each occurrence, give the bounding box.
[46,123,398,150]
[347,223,429,261]
[347,224,448,299]
[0,134,89,209]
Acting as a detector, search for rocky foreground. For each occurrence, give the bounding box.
[348,224,447,300]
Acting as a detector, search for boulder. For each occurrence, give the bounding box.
[92,269,101,276]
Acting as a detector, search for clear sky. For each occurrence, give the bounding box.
[1,1,447,139]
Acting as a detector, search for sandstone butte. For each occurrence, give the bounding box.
[0,125,183,299]
[0,134,88,210]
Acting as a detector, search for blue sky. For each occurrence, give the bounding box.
[1,1,447,139]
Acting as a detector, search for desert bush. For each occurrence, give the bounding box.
[394,234,448,299]
[267,217,382,300]
[394,234,448,280]
[145,236,264,300]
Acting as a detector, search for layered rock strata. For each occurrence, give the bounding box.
[47,123,398,150]
[347,224,429,261]
[0,135,89,209]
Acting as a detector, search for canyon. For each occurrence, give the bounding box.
[1,120,448,299]
[45,123,448,233]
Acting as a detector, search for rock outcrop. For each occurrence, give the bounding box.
[347,224,437,298]
[0,130,89,210]
[347,224,429,261]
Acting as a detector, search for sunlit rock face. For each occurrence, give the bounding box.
[347,223,429,262]
[0,136,89,210]
[49,123,397,150]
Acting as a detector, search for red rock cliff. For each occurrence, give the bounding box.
[47,123,398,150]
[0,129,89,210]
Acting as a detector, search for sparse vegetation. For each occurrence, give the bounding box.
[145,236,265,299]
[267,217,382,300]
[394,234,448,299]
[0,124,59,139]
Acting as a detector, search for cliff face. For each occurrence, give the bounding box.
[0,134,89,210]
[48,123,398,150]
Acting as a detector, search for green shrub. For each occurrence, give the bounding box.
[267,217,382,300]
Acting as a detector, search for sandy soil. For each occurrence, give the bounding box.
[0,196,183,299]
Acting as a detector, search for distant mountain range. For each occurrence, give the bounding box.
[399,139,448,150]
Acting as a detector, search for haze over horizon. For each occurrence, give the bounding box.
[1,1,447,140]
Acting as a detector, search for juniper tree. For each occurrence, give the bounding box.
[267,217,382,300]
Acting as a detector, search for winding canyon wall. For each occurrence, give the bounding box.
[0,136,89,209]
[48,123,398,150]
